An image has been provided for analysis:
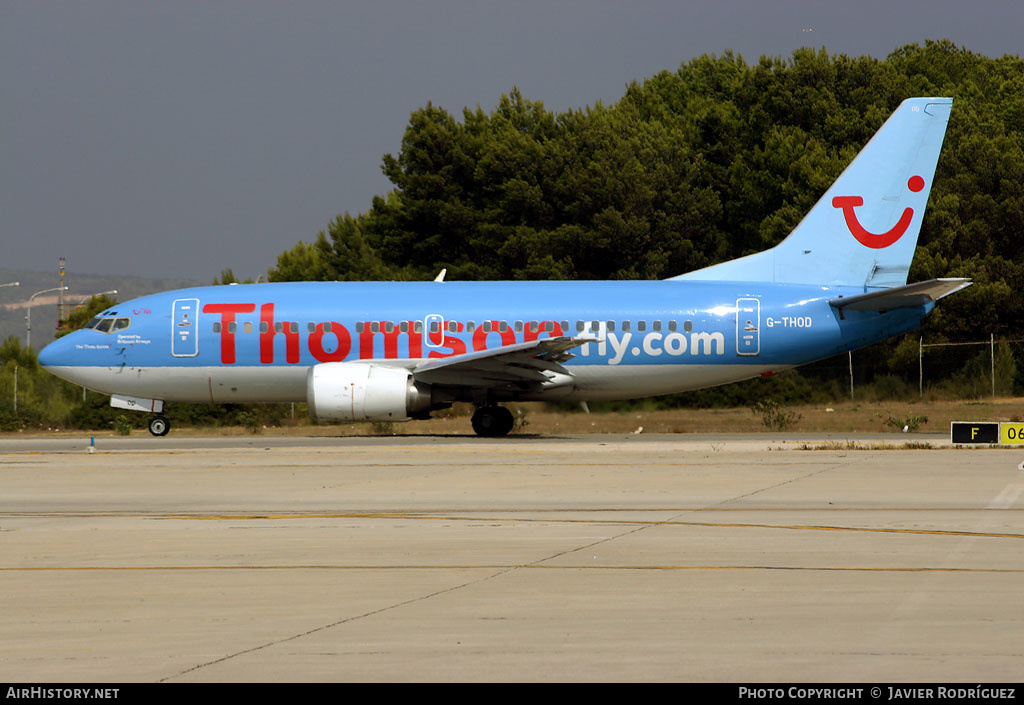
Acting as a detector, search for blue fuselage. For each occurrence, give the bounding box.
[39,280,929,404]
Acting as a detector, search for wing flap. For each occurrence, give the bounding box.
[412,336,595,388]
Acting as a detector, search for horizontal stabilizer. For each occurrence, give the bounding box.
[829,278,971,312]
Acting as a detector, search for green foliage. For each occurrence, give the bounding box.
[751,398,802,431]
[512,408,530,433]
[1,336,37,369]
[112,414,133,436]
[268,42,1019,352]
[57,295,117,339]
[5,42,1022,431]
[370,421,395,435]
[1,338,303,431]
[266,43,1023,399]
[214,268,240,285]
[867,375,916,401]
[928,345,1018,399]
[213,268,259,285]
[270,215,390,282]
[884,412,928,432]
[993,343,1018,396]
[236,410,261,434]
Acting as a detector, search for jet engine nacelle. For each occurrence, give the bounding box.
[306,362,432,422]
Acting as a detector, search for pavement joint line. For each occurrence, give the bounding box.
[4,512,1022,538]
[5,506,1023,516]
[158,562,520,682]
[3,564,1022,573]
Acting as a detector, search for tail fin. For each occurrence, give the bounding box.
[674,97,952,288]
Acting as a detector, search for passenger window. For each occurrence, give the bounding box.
[684,320,692,332]
[637,321,646,332]
[244,322,253,334]
[213,322,222,333]
[668,320,677,333]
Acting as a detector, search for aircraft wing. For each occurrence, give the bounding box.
[411,336,595,387]
[829,278,971,313]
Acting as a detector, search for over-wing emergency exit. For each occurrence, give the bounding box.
[39,98,969,437]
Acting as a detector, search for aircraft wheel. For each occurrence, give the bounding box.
[148,415,171,437]
[471,406,514,437]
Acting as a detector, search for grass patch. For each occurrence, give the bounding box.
[797,441,934,450]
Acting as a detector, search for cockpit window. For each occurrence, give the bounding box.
[88,317,130,334]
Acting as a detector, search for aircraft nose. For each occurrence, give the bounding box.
[37,335,72,369]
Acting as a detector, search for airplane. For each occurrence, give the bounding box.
[39,97,970,437]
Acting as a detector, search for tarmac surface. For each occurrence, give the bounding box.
[1,432,1022,682]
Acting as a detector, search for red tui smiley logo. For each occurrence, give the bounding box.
[832,176,925,249]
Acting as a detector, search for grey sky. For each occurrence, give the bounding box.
[3,1,1022,282]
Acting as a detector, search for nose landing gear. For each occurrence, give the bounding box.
[148,415,170,437]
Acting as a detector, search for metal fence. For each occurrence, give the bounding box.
[812,336,1021,401]
[918,335,1024,398]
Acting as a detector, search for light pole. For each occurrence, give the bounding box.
[26,287,68,351]
[3,283,22,416]
[77,289,118,302]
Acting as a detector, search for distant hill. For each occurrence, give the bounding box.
[0,268,199,350]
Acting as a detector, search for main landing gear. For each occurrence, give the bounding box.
[148,415,171,437]
[471,405,514,437]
